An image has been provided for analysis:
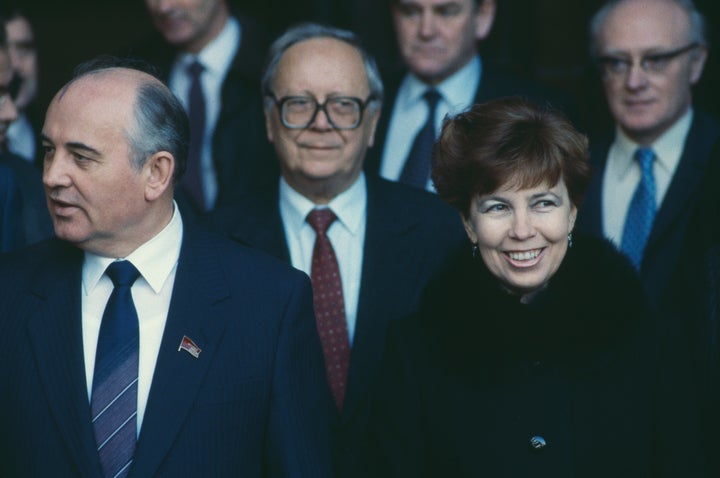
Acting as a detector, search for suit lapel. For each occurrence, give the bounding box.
[130,226,231,477]
[577,138,611,238]
[645,112,720,258]
[342,179,423,421]
[27,242,104,477]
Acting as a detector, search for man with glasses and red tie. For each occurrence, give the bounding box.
[576,0,720,309]
[210,23,466,478]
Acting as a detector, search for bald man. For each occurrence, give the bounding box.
[0,57,332,478]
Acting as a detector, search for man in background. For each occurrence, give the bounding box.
[0,15,51,246]
[211,23,467,478]
[133,0,276,217]
[1,6,39,164]
[576,0,720,308]
[366,0,572,191]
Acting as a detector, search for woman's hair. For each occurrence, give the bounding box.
[431,97,591,217]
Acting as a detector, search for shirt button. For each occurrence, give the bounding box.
[529,435,547,451]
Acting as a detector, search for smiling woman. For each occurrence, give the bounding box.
[366,97,707,477]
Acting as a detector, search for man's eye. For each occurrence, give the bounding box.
[643,55,669,71]
[436,5,461,16]
[397,4,422,17]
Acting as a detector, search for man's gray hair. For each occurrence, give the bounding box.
[261,23,384,112]
[589,0,708,56]
[71,56,190,182]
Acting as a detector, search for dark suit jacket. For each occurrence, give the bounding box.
[0,163,23,252]
[210,176,467,477]
[0,223,334,477]
[365,65,577,176]
[0,150,53,246]
[127,12,278,217]
[576,109,720,308]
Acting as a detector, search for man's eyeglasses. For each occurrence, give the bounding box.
[0,74,21,109]
[595,42,699,78]
[267,94,377,130]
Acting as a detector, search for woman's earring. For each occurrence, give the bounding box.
[471,242,480,259]
[567,233,573,249]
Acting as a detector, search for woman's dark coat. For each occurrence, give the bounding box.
[368,235,705,477]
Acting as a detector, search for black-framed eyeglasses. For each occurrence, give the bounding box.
[595,42,699,78]
[267,94,377,130]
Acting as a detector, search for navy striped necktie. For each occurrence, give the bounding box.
[182,59,207,212]
[399,88,442,189]
[91,260,141,478]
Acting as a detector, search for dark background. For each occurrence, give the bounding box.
[19,0,720,135]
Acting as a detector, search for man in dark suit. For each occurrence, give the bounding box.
[365,0,571,191]
[0,57,333,477]
[0,164,22,251]
[131,0,277,216]
[0,19,51,246]
[576,0,720,308]
[211,23,467,478]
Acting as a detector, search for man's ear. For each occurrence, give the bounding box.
[475,0,497,41]
[366,106,382,148]
[144,151,175,201]
[689,46,708,85]
[264,99,276,143]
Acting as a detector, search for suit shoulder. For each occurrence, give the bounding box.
[189,226,306,283]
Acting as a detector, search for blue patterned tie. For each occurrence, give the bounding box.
[620,147,656,270]
[399,88,441,189]
[91,260,140,478]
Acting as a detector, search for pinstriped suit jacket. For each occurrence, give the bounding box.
[0,223,333,477]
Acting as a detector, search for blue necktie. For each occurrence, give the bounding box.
[91,260,140,478]
[182,60,207,212]
[621,147,657,270]
[399,89,441,189]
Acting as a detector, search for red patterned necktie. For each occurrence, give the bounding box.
[307,208,351,411]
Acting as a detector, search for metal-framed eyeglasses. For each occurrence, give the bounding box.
[267,94,377,130]
[595,42,699,78]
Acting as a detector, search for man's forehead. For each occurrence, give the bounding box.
[397,0,475,7]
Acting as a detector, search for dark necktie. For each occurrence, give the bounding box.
[182,60,207,212]
[91,260,141,478]
[307,208,351,411]
[620,147,657,270]
[399,88,442,189]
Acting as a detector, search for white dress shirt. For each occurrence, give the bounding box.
[168,16,241,210]
[7,112,36,162]
[380,55,482,191]
[602,109,693,245]
[279,174,367,344]
[82,204,183,435]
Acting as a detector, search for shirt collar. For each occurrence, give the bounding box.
[279,172,367,236]
[82,202,184,295]
[613,108,693,177]
[401,54,481,112]
[178,15,240,77]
